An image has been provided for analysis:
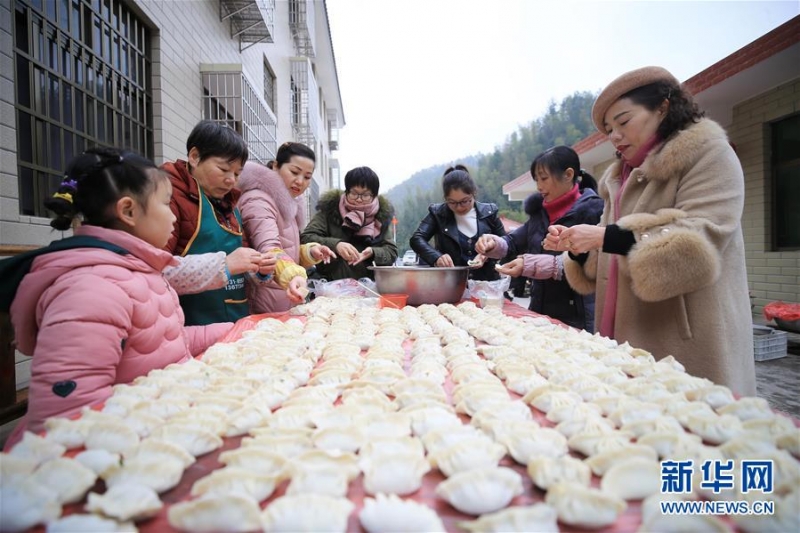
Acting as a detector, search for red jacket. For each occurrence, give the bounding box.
[161,160,246,255]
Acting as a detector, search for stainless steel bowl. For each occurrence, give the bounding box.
[368,266,469,306]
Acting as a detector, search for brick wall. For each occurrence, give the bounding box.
[728,77,800,314]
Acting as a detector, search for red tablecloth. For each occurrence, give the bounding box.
[51,301,746,532]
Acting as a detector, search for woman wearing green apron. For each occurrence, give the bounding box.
[163,121,272,326]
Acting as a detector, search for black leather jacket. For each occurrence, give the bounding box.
[410,201,506,281]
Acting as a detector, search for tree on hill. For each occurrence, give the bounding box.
[390,90,597,251]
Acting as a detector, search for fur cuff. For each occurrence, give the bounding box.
[625,227,720,302]
[563,251,597,295]
[617,208,686,234]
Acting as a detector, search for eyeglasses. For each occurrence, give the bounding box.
[445,196,474,208]
[347,191,374,201]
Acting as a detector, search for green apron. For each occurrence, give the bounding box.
[178,186,248,326]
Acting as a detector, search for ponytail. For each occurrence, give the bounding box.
[577,169,598,192]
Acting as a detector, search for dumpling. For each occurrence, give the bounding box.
[30,457,97,504]
[105,455,185,494]
[422,425,485,455]
[742,416,796,442]
[218,446,288,476]
[685,413,743,445]
[0,478,61,532]
[126,437,196,469]
[360,437,426,462]
[639,510,731,532]
[45,513,136,532]
[435,467,524,515]
[360,453,431,495]
[359,493,444,533]
[545,401,603,424]
[149,425,222,457]
[407,406,462,438]
[718,435,777,460]
[261,494,355,532]
[85,483,162,522]
[289,449,360,481]
[43,417,89,449]
[429,439,507,476]
[555,416,615,439]
[224,403,273,437]
[84,420,140,454]
[124,410,166,439]
[637,431,703,459]
[286,466,349,497]
[568,430,632,457]
[312,426,363,453]
[527,455,591,490]
[241,434,313,458]
[545,482,626,529]
[457,504,559,533]
[74,449,122,477]
[191,466,280,502]
[8,431,66,466]
[717,397,774,421]
[0,452,38,482]
[621,416,684,438]
[608,400,663,427]
[496,427,568,464]
[585,444,657,476]
[600,457,661,500]
[167,493,262,532]
[685,385,735,409]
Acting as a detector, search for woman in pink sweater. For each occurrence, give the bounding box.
[3,148,232,448]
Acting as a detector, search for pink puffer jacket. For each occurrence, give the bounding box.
[6,225,232,449]
[238,162,306,313]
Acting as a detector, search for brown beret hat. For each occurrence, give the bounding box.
[591,66,681,133]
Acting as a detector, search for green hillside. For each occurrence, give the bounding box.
[389,91,598,252]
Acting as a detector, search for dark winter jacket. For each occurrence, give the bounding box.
[505,188,603,330]
[300,190,398,281]
[410,201,506,281]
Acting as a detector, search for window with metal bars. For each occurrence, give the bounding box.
[771,113,800,250]
[263,56,276,114]
[13,0,153,217]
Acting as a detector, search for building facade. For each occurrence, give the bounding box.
[0,0,344,247]
[504,16,800,315]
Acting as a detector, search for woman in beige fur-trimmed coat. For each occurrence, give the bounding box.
[546,66,756,396]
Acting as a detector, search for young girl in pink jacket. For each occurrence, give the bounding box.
[3,148,232,449]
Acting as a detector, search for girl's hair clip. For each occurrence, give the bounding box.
[60,177,78,190]
[52,192,73,204]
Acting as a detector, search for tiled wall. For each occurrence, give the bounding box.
[727,78,800,314]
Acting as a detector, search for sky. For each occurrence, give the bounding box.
[325,0,799,192]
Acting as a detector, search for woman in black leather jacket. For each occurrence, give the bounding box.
[410,165,506,281]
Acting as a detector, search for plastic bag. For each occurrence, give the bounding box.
[763,301,800,321]
[307,277,377,298]
[465,275,511,301]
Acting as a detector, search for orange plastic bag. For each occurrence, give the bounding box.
[763,301,800,321]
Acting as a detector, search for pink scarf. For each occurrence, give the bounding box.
[543,183,580,223]
[340,193,381,238]
[599,135,661,338]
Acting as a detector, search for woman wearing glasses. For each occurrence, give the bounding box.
[301,166,398,281]
[411,165,506,281]
[238,142,336,313]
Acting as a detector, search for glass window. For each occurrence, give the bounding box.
[263,57,276,113]
[772,113,800,250]
[14,0,153,216]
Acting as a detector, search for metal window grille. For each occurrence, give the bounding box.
[771,113,800,250]
[13,0,153,217]
[289,58,319,148]
[263,57,276,113]
[288,0,315,58]
[201,65,277,165]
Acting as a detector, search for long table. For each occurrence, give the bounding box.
[40,300,787,532]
